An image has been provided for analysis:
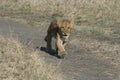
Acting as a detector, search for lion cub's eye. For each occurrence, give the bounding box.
[61,27,64,29]
[68,27,70,29]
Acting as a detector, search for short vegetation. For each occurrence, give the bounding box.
[0,35,62,80]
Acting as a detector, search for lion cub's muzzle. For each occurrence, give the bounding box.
[61,35,69,42]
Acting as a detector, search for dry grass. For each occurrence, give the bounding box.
[0,0,119,35]
[0,0,119,34]
[0,0,120,22]
[0,35,62,80]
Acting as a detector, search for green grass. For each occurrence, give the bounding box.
[90,28,105,37]
[76,16,82,24]
[51,13,63,19]
[113,30,120,35]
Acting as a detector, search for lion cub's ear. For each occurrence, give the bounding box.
[56,18,62,27]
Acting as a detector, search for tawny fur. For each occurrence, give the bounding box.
[45,18,74,58]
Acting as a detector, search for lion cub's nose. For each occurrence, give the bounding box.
[64,34,67,36]
[62,33,68,36]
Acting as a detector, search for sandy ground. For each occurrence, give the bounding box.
[0,19,119,80]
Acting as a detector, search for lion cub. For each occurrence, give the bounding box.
[45,18,74,58]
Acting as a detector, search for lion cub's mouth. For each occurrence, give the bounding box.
[61,35,69,42]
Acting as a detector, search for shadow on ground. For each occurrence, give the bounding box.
[40,46,59,58]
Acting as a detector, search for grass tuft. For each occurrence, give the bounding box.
[113,30,120,35]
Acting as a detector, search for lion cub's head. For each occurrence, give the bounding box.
[57,19,74,40]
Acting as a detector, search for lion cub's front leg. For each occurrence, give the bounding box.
[56,33,67,58]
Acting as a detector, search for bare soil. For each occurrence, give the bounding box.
[0,19,119,80]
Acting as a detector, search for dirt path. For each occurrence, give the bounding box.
[0,19,119,80]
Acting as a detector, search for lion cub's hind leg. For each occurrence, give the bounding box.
[44,35,48,42]
[45,34,52,52]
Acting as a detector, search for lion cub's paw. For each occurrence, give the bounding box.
[58,51,68,59]
[46,48,52,53]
